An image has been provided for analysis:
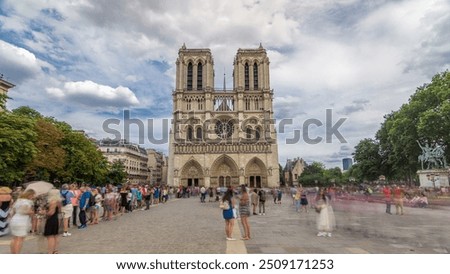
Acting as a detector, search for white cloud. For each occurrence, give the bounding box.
[1,0,450,167]
[46,80,140,108]
[0,40,43,83]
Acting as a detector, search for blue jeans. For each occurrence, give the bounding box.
[295,200,301,211]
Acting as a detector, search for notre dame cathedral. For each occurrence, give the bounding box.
[167,44,279,188]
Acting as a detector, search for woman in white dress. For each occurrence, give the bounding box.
[10,189,36,253]
[315,189,336,237]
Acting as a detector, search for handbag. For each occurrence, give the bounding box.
[219,200,230,210]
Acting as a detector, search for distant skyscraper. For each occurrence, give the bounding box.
[343,158,353,171]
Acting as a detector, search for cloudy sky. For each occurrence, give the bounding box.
[1,0,449,168]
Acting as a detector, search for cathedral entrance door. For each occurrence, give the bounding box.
[187,178,199,187]
[219,176,231,187]
[249,176,262,188]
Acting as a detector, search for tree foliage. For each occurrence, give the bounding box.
[0,105,113,187]
[107,160,128,185]
[0,112,37,184]
[352,71,450,182]
[299,161,343,186]
[0,93,9,111]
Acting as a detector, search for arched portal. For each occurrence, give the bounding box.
[180,159,204,187]
[210,155,239,187]
[245,157,268,188]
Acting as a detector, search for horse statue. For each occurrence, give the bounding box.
[417,141,448,169]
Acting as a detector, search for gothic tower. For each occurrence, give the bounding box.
[168,44,279,188]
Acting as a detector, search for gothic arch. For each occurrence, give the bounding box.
[180,159,204,187]
[197,61,203,90]
[187,61,193,90]
[210,155,239,187]
[245,157,268,188]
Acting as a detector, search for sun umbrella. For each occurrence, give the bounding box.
[25,181,54,196]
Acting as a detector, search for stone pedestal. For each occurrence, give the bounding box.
[417,169,449,188]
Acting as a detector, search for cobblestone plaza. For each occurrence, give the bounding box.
[1,196,448,254]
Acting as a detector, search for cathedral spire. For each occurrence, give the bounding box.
[223,68,226,91]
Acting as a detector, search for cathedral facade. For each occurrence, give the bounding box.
[167,44,279,188]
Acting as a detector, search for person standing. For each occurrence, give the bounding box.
[222,188,235,241]
[315,189,336,237]
[272,187,278,204]
[277,188,282,204]
[239,185,251,240]
[70,183,81,227]
[60,184,74,237]
[382,185,392,214]
[142,185,150,210]
[78,187,91,229]
[294,187,301,212]
[9,189,35,253]
[103,188,115,221]
[0,187,13,237]
[44,189,62,254]
[200,186,206,203]
[393,185,404,215]
[208,187,214,202]
[251,188,259,215]
[162,186,169,203]
[300,187,309,213]
[258,188,266,215]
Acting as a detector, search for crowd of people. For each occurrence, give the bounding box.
[219,185,336,240]
[0,182,179,254]
[3,181,445,253]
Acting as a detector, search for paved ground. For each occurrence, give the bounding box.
[0,196,449,254]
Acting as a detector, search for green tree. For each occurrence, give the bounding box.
[107,160,128,185]
[60,130,108,185]
[12,106,43,119]
[0,112,37,186]
[323,167,343,185]
[0,93,9,111]
[375,71,450,181]
[25,119,66,182]
[352,138,382,181]
[299,161,326,186]
[279,163,285,186]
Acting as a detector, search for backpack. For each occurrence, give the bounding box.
[61,191,68,206]
[88,194,96,207]
[259,190,266,202]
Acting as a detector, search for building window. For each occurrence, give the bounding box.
[197,62,203,90]
[186,98,191,110]
[196,127,202,140]
[244,63,249,90]
[197,98,203,110]
[255,127,260,141]
[253,62,258,89]
[187,126,193,141]
[187,62,193,90]
[246,127,252,139]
